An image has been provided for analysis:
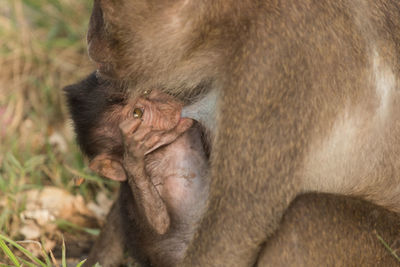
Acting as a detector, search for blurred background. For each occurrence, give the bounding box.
[0,0,118,264]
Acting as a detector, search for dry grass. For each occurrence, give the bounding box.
[0,0,117,264]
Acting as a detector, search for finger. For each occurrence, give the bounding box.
[119,118,142,136]
[144,130,178,155]
[175,118,193,134]
[143,133,162,153]
[131,126,153,143]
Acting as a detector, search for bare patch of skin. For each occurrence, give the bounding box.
[372,48,395,120]
[303,48,400,210]
[181,88,219,140]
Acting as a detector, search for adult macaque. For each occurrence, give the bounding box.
[66,74,400,267]
[87,1,400,265]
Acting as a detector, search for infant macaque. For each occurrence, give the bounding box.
[65,72,209,266]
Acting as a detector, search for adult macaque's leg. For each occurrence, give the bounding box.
[256,194,400,267]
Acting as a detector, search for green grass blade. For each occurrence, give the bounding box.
[40,239,52,267]
[76,259,87,267]
[0,239,20,267]
[376,232,400,262]
[61,237,66,267]
[17,257,38,267]
[0,234,46,267]
[6,153,22,171]
[56,219,100,236]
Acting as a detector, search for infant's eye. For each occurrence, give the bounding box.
[133,107,144,118]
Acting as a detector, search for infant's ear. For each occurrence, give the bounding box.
[89,154,127,181]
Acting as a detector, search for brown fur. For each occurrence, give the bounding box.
[257,193,400,267]
[67,75,400,267]
[85,192,400,267]
[87,1,400,265]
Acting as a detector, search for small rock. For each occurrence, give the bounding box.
[21,209,55,226]
[87,192,113,222]
[19,222,41,239]
[49,131,68,153]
